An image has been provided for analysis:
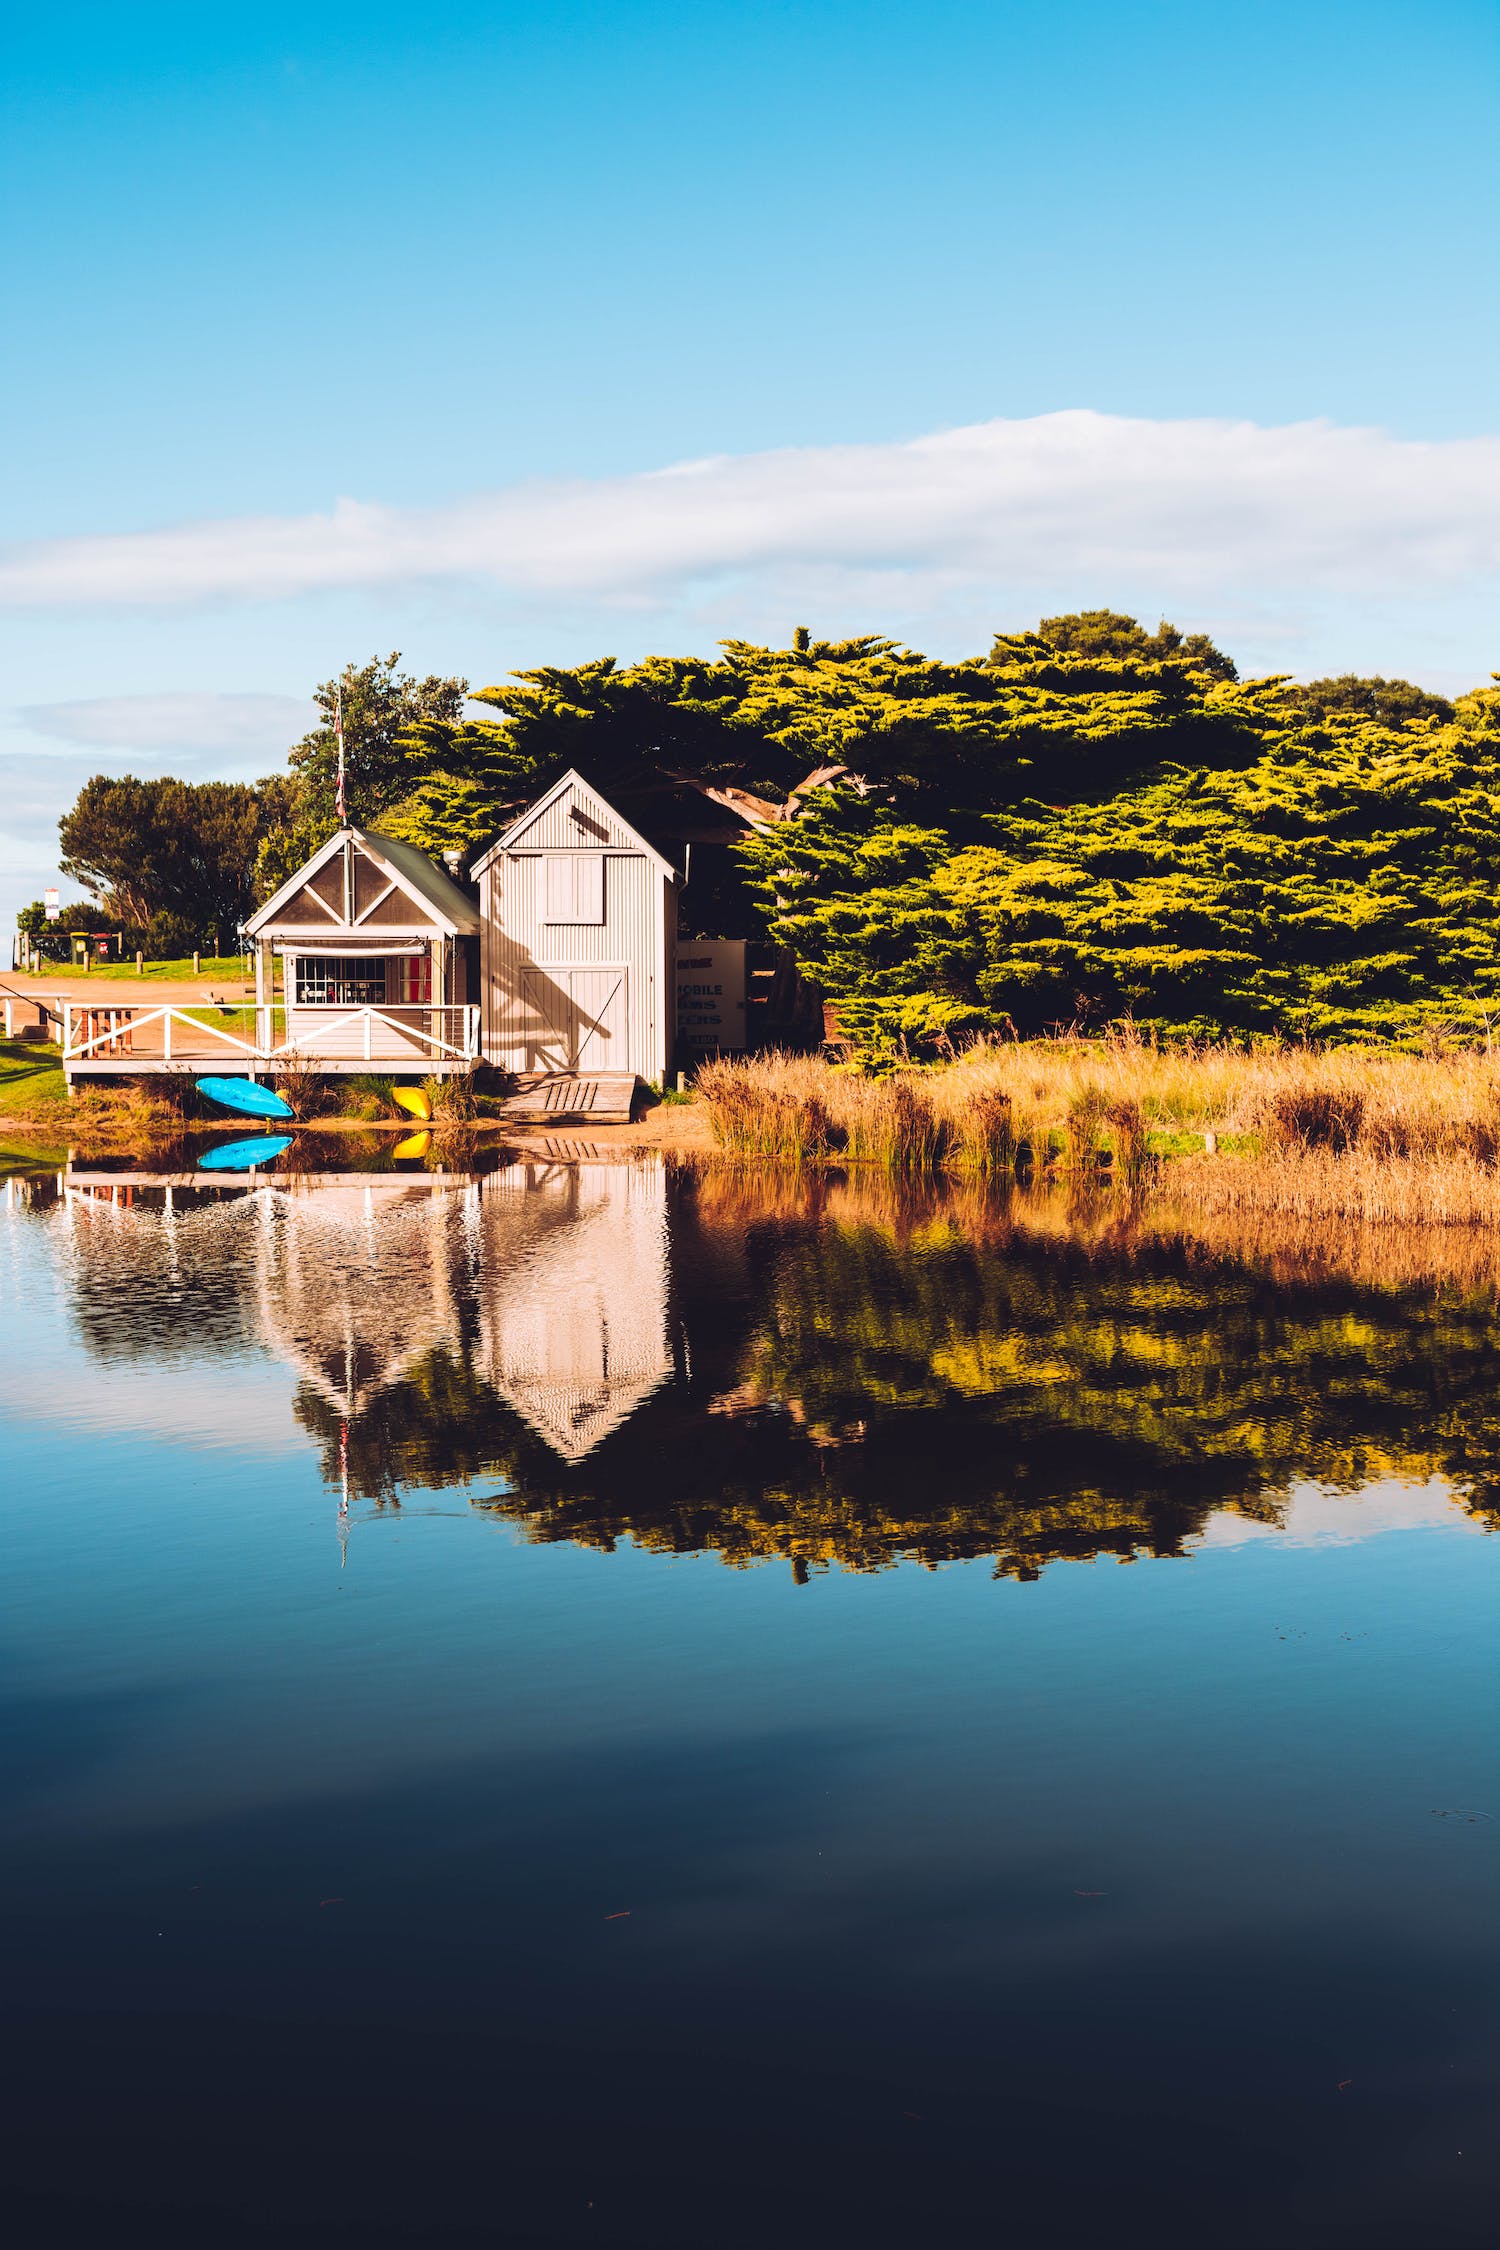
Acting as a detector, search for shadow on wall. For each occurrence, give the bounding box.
[489,945,627,1075]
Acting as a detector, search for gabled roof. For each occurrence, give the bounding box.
[246,827,481,937]
[470,770,679,880]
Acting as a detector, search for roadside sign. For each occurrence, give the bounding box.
[677,940,747,1051]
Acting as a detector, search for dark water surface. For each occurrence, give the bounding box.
[2,1149,1495,2245]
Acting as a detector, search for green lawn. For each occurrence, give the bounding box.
[23,955,266,984]
[0,1036,67,1112]
[0,1136,67,1171]
[180,1004,285,1042]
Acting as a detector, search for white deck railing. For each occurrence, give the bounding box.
[62,1002,480,1070]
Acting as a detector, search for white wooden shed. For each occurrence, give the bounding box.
[471,771,680,1085]
[244,827,482,1072]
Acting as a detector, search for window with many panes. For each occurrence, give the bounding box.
[294,957,387,1005]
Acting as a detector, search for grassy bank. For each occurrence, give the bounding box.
[0,1048,480,1140]
[0,1036,66,1115]
[16,954,256,982]
[696,1040,1500,1223]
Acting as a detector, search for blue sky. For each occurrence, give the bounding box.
[3,1,1498,925]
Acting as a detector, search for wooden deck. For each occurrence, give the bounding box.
[494,1073,639,1125]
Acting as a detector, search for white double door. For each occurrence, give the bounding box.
[520,965,629,1072]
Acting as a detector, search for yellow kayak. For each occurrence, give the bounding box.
[393,1086,432,1122]
[392,1129,432,1161]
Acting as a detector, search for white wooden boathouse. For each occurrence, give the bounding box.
[245,827,483,1071]
[472,770,679,1087]
[58,827,482,1081]
[57,776,681,1101]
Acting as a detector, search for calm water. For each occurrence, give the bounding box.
[2,1146,1495,2246]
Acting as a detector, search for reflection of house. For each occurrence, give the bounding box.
[249,1180,477,1416]
[472,772,680,1085]
[248,1161,672,1463]
[478,1161,671,1460]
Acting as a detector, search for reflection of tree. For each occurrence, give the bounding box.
[60,1188,263,1365]
[293,1168,1500,1578]
[292,1340,519,1504]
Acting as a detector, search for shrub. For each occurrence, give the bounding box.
[1067,1082,1109,1169]
[1107,1098,1151,1184]
[951,1087,1016,1176]
[271,1051,336,1118]
[425,1069,481,1123]
[338,1073,396,1121]
[887,1078,947,1171]
[1264,1086,1366,1154]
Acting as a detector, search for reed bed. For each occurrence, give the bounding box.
[1169,1147,1500,1228]
[695,1037,1500,1224]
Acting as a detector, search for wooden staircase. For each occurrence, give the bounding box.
[495,1072,639,1126]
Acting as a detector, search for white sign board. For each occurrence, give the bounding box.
[44,886,60,922]
[676,940,747,1051]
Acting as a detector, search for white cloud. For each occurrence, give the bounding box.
[19,690,314,757]
[1,411,1496,615]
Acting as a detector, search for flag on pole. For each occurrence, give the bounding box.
[334,686,347,822]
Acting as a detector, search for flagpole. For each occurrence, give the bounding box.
[335,686,347,824]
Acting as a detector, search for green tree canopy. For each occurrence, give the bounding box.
[1029,609,1239,683]
[741,690,1500,1046]
[1284,673,1456,729]
[376,613,1261,864]
[93,616,1476,1051]
[255,653,468,895]
[57,775,276,941]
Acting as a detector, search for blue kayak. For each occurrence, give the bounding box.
[197,1075,294,1121]
[198,1134,294,1173]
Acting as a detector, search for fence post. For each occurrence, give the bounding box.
[136,950,144,974]
[164,1010,173,1061]
[63,1004,72,1059]
[193,950,200,976]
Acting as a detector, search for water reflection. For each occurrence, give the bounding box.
[479,1160,671,1459]
[8,1155,1497,1578]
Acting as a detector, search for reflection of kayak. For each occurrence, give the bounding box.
[392,1129,432,1161]
[393,1086,432,1121]
[198,1075,294,1121]
[198,1133,294,1172]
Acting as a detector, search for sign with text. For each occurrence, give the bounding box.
[676,940,746,1051]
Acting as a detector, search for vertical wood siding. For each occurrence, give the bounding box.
[506,795,643,853]
[481,780,674,1080]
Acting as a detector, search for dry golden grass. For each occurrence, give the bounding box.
[683,1147,1500,1298]
[696,1035,1500,1224]
[928,1028,1500,1156]
[1140,1192,1500,1297]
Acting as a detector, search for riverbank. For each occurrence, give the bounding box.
[11,1034,1500,1226]
[0,1091,719,1162]
[694,1043,1500,1223]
